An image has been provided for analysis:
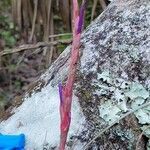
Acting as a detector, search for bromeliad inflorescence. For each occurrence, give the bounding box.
[58,0,87,150]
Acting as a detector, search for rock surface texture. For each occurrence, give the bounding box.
[0,0,150,149]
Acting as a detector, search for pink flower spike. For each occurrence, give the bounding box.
[77,0,87,33]
[58,83,63,104]
[72,0,79,37]
[59,1,87,150]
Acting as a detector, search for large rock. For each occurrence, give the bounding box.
[1,0,150,149]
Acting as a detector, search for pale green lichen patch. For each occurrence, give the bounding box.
[129,46,140,62]
[128,83,150,124]
[114,89,125,101]
[147,140,150,150]
[115,128,135,150]
[124,82,149,100]
[133,105,150,124]
[131,97,145,109]
[141,125,150,138]
[96,70,150,144]
[97,70,112,84]
[99,101,122,124]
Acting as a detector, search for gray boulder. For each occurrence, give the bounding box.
[0,0,150,149]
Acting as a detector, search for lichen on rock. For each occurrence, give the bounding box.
[76,0,150,148]
[0,0,150,149]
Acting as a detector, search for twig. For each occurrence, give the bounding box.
[29,0,38,42]
[0,39,72,57]
[91,0,98,21]
[99,0,107,10]
[49,33,72,38]
[45,1,53,67]
[83,101,150,150]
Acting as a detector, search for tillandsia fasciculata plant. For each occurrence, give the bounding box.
[58,0,87,149]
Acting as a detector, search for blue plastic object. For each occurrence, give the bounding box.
[0,134,25,150]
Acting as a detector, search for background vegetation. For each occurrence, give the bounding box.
[0,0,110,111]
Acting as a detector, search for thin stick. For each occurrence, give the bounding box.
[83,101,150,150]
[49,33,72,38]
[45,0,52,67]
[91,0,98,21]
[45,0,52,66]
[0,39,72,57]
[29,0,38,42]
[99,0,107,10]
